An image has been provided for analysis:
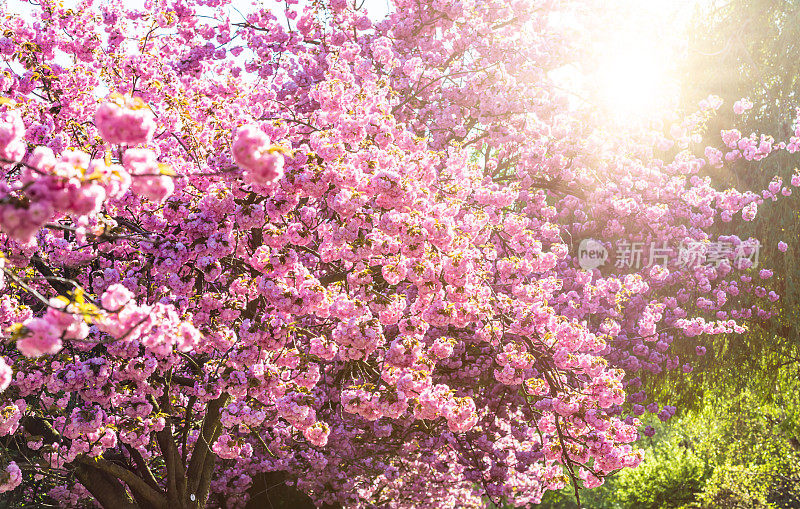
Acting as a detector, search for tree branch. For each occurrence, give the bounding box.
[186,392,228,504]
[83,457,168,509]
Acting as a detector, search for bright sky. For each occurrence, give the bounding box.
[547,0,707,125]
[588,0,706,124]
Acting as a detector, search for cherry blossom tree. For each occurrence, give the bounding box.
[0,0,792,507]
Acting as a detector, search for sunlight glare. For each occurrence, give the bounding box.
[587,0,701,124]
[598,44,672,122]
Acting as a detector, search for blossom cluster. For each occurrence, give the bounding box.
[0,0,788,508]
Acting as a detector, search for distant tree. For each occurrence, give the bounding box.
[658,0,800,405]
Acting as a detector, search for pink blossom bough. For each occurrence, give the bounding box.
[0,0,791,507]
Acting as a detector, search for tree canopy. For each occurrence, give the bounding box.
[0,0,794,507]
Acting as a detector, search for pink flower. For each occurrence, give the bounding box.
[733,98,753,115]
[721,129,741,147]
[17,317,62,357]
[94,95,156,145]
[232,125,285,186]
[303,422,330,447]
[44,305,88,341]
[101,283,134,310]
[122,149,174,202]
[0,109,25,163]
[176,322,200,352]
[134,174,174,203]
[122,148,157,174]
[778,241,788,252]
[402,57,423,81]
[741,202,757,221]
[310,336,338,361]
[0,357,10,392]
[28,146,56,171]
[0,462,21,493]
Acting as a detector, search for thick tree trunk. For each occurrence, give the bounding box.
[245,471,342,509]
[74,462,139,509]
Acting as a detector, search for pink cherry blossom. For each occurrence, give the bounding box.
[0,0,790,506]
[0,461,21,493]
[94,96,156,145]
[232,125,285,185]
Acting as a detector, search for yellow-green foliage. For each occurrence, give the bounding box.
[537,380,800,509]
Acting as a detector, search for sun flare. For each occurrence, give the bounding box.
[597,44,673,122]
[547,1,690,125]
